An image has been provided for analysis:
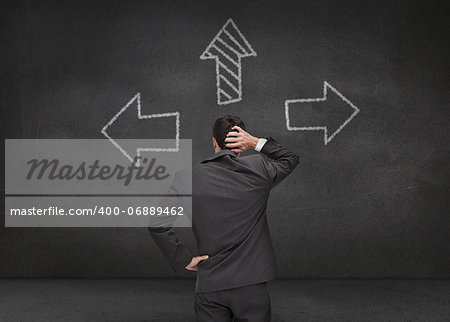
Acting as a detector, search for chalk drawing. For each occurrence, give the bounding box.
[101,93,180,164]
[200,18,257,105]
[285,81,360,144]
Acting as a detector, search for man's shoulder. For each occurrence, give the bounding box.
[238,153,264,163]
[193,153,265,171]
[235,153,267,170]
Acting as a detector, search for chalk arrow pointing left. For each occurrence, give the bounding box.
[101,93,180,164]
[200,18,257,105]
[285,82,360,145]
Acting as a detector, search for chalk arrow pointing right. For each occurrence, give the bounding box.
[285,82,360,145]
[200,18,257,105]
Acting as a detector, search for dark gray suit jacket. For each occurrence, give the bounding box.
[149,137,299,293]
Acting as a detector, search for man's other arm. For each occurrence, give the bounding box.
[258,136,299,188]
[149,227,193,274]
[148,170,208,273]
[225,126,299,188]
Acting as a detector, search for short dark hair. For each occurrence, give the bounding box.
[213,115,246,150]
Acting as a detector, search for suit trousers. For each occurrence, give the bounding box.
[194,282,271,322]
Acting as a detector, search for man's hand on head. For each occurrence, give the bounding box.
[185,255,209,271]
[224,126,259,153]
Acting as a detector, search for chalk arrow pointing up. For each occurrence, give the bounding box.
[101,93,180,164]
[285,82,360,145]
[200,18,257,105]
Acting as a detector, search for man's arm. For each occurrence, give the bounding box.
[149,227,193,273]
[258,136,299,187]
[148,170,208,273]
[225,126,299,187]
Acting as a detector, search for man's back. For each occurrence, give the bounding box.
[192,138,299,292]
[192,152,276,292]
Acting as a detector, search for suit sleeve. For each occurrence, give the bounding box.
[259,136,299,188]
[149,227,193,274]
[148,170,193,274]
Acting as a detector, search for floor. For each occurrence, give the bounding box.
[0,279,448,321]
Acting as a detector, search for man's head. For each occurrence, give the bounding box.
[212,115,246,152]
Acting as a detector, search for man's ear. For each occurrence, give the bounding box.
[212,137,218,149]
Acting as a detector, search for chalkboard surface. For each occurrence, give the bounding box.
[1,0,449,278]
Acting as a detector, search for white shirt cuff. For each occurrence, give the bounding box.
[254,138,268,152]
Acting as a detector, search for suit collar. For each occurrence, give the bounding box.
[201,149,237,163]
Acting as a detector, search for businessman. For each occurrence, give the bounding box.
[149,115,299,321]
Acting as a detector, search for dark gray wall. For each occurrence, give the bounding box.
[1,0,449,278]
